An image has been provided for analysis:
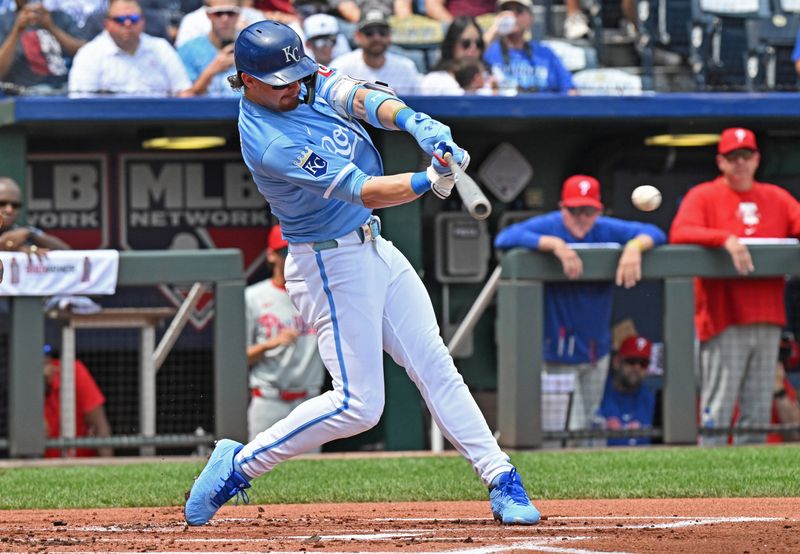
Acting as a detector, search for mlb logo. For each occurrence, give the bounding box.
[295,147,328,178]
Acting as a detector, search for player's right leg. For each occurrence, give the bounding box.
[185,239,389,525]
[378,239,539,524]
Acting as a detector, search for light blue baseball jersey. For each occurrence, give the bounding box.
[238,67,383,243]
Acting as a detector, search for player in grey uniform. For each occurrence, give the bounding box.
[185,20,540,527]
[245,225,324,441]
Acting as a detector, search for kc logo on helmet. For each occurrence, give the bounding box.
[283,45,300,63]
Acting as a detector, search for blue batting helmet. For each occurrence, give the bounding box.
[234,20,317,86]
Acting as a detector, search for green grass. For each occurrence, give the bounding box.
[1,445,799,510]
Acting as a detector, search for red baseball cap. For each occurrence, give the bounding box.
[618,335,652,360]
[561,175,603,209]
[266,225,288,251]
[718,127,758,155]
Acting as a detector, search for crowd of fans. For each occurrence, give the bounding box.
[0,0,738,98]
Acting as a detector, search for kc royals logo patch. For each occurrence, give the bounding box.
[294,146,328,178]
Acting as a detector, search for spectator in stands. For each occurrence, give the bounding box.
[424,0,494,23]
[0,0,85,93]
[483,0,575,94]
[303,12,343,65]
[245,0,298,24]
[595,335,657,446]
[175,0,262,48]
[420,15,492,95]
[453,58,488,93]
[670,127,800,445]
[330,7,421,95]
[178,0,240,96]
[68,0,193,97]
[563,0,637,40]
[332,0,411,24]
[495,175,666,435]
[43,0,107,40]
[245,225,324,441]
[43,344,113,457]
[563,0,589,40]
[0,176,70,254]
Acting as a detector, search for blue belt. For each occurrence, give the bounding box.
[312,217,381,252]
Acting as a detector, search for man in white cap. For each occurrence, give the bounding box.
[329,7,420,95]
[302,12,346,66]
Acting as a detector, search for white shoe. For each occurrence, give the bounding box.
[564,12,590,40]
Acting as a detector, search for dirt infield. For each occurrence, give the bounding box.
[1,498,798,553]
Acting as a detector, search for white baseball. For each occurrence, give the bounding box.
[631,185,662,212]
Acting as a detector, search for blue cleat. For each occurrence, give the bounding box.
[489,468,541,525]
[184,439,251,526]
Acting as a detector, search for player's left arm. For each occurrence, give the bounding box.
[317,68,466,160]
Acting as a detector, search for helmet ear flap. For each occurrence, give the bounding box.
[302,71,318,105]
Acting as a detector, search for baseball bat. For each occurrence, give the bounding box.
[439,152,492,220]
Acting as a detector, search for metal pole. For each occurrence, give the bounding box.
[431,266,502,451]
[152,282,206,373]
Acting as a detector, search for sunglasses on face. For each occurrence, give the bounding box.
[270,81,297,90]
[566,206,600,217]
[208,8,240,18]
[722,149,756,162]
[622,357,650,368]
[362,26,390,38]
[311,36,336,49]
[459,37,484,49]
[107,14,142,25]
[500,3,528,14]
[0,200,21,209]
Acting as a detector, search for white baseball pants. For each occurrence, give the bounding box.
[237,231,512,486]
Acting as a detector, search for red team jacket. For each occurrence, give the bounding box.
[44,359,106,457]
[670,177,800,341]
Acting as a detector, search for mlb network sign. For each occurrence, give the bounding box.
[119,153,270,329]
[26,154,110,249]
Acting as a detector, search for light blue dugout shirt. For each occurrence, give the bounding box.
[238,68,383,243]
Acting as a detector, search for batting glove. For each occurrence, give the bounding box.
[427,141,471,199]
[403,112,453,155]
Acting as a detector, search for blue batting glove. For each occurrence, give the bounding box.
[403,112,453,155]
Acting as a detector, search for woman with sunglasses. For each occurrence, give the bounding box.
[495,175,665,439]
[420,15,492,95]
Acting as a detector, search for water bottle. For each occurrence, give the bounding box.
[496,14,516,36]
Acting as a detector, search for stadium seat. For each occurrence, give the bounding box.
[637,0,693,90]
[773,0,800,15]
[388,15,445,73]
[745,14,800,90]
[689,0,772,91]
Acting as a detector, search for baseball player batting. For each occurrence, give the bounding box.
[185,20,540,526]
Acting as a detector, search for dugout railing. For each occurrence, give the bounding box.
[496,243,800,448]
[1,249,247,457]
